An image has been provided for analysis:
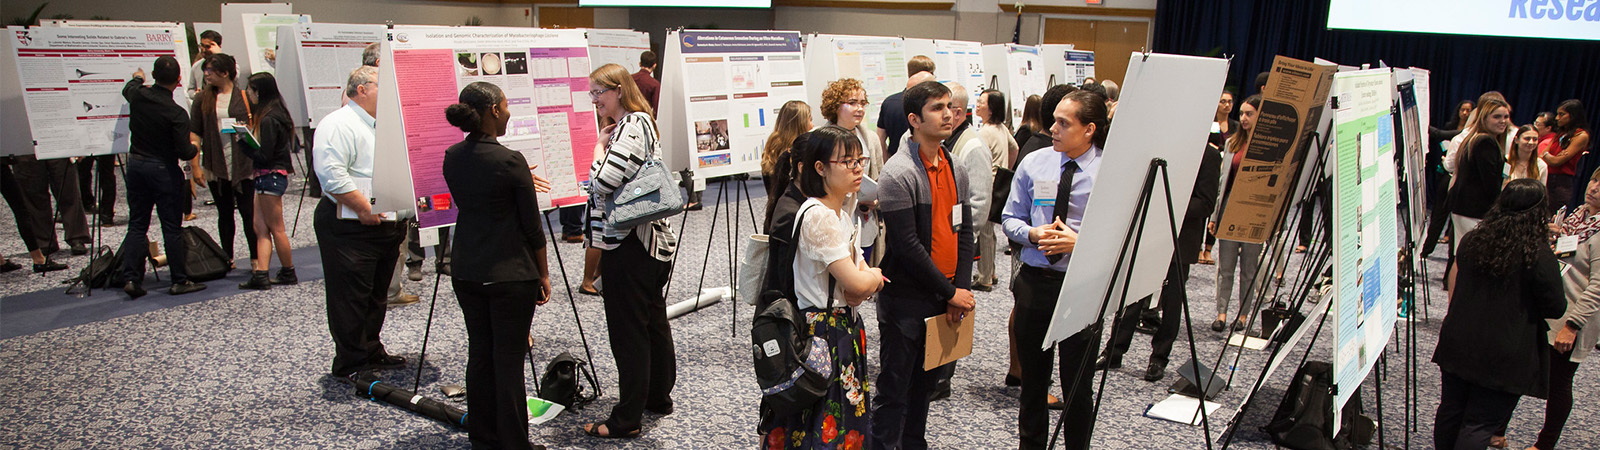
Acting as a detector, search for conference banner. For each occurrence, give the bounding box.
[8,26,179,159]
[1215,56,1336,244]
[670,30,806,179]
[380,26,599,228]
[1328,0,1600,41]
[1329,68,1399,431]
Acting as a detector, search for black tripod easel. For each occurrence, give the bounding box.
[1045,158,1215,450]
[664,173,759,336]
[290,127,315,238]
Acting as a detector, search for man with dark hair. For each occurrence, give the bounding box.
[1255,71,1270,95]
[907,54,936,77]
[189,30,223,96]
[878,71,935,158]
[1003,89,1110,450]
[872,80,974,450]
[120,56,205,298]
[632,50,660,114]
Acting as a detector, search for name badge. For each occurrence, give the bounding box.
[1556,235,1579,259]
[951,204,963,230]
[1033,182,1057,207]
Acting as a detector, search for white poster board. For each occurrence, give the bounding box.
[240,14,309,77]
[659,29,806,179]
[1329,68,1399,431]
[585,28,650,74]
[982,44,1046,128]
[43,20,194,106]
[1043,53,1229,346]
[219,3,293,78]
[372,26,600,228]
[1063,50,1096,86]
[275,22,384,128]
[803,34,908,130]
[1,34,32,156]
[908,38,985,114]
[7,26,181,160]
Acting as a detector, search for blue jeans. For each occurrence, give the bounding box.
[121,156,188,283]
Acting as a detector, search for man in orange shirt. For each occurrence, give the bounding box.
[871,81,974,450]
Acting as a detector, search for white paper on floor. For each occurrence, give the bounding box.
[1144,393,1223,426]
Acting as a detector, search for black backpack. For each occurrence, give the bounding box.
[752,204,836,432]
[537,352,600,409]
[180,226,230,281]
[1262,361,1375,450]
[66,245,126,290]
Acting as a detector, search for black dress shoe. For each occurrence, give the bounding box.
[69,243,88,255]
[124,281,147,299]
[33,259,68,273]
[1094,354,1121,370]
[0,260,21,273]
[1004,374,1022,387]
[1143,364,1166,382]
[645,401,674,415]
[1231,319,1247,332]
[168,280,207,295]
[1210,319,1226,332]
[369,353,406,369]
[972,283,993,292]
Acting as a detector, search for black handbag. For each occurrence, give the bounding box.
[537,352,600,409]
[988,167,1014,224]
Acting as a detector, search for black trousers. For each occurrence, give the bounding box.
[208,179,257,261]
[1434,371,1521,450]
[559,205,585,237]
[1106,260,1188,368]
[1,161,41,252]
[454,278,540,450]
[600,232,674,432]
[1532,345,1581,449]
[12,155,90,251]
[1014,266,1098,450]
[77,154,116,221]
[871,307,952,450]
[314,199,405,375]
[120,157,189,283]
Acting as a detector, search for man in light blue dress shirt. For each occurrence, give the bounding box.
[1000,89,1110,450]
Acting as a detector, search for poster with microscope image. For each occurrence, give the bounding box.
[8,26,180,159]
[661,30,805,179]
[372,26,599,229]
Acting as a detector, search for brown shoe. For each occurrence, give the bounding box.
[387,293,420,305]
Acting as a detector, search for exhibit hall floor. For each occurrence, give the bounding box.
[2,171,1598,449]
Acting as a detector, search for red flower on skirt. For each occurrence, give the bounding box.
[842,430,865,450]
[766,428,786,450]
[821,414,839,442]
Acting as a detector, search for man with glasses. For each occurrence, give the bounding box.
[872,80,974,450]
[313,66,409,382]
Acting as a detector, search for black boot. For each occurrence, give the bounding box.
[238,270,271,290]
[271,267,298,285]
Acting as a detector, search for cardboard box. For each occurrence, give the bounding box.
[1216,56,1336,243]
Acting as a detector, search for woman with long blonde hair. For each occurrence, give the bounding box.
[581,63,678,440]
[761,100,812,201]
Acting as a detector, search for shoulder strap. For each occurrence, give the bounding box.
[794,203,837,310]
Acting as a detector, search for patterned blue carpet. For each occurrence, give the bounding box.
[2,170,1598,449]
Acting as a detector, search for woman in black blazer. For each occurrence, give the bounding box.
[442,81,551,450]
[1435,179,1566,449]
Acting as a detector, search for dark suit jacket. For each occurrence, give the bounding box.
[1178,137,1224,263]
[1434,246,1565,398]
[442,134,547,283]
[1444,135,1505,219]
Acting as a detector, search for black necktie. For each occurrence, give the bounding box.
[1047,160,1078,264]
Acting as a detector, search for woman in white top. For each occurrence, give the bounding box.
[1508,124,1547,185]
[761,125,885,449]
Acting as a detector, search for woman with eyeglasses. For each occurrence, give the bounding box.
[817,78,889,266]
[580,63,679,440]
[190,53,257,271]
[760,125,885,450]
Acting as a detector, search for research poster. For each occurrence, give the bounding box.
[1063,50,1096,86]
[240,13,309,76]
[585,28,650,73]
[43,20,194,104]
[667,30,805,179]
[1215,56,1337,244]
[279,22,384,128]
[927,39,984,110]
[220,3,292,78]
[1329,68,1398,426]
[8,26,179,159]
[1395,70,1427,264]
[983,44,1046,127]
[378,26,599,228]
[805,34,907,130]
[1044,53,1228,346]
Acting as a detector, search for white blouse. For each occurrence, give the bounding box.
[793,197,862,310]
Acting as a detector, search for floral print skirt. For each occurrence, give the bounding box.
[762,308,871,450]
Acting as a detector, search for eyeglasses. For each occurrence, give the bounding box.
[588,87,614,101]
[843,99,869,107]
[827,157,870,169]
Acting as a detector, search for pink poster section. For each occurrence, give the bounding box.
[392,49,462,229]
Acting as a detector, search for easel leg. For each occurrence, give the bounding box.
[541,212,602,396]
[412,271,444,393]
